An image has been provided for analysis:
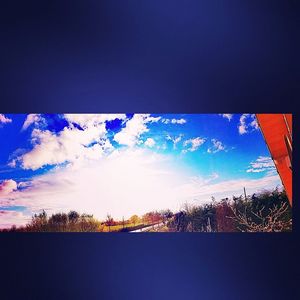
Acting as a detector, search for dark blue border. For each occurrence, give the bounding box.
[0,1,299,299]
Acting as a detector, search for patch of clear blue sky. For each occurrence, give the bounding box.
[0,114,271,184]
[140,114,270,181]
[0,205,27,212]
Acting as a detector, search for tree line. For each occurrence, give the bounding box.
[0,188,292,232]
[167,188,292,232]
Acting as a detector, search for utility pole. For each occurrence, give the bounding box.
[244,187,247,200]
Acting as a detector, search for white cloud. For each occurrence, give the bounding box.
[166,134,183,149]
[114,114,160,147]
[246,156,276,173]
[12,125,110,170]
[0,179,17,196]
[250,118,259,130]
[0,114,12,125]
[22,114,45,130]
[219,114,233,121]
[207,139,226,154]
[238,114,259,135]
[144,138,156,148]
[64,114,127,128]
[162,118,186,125]
[10,114,131,170]
[182,137,206,153]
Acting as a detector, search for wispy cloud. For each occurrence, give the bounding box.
[166,134,183,149]
[161,118,186,125]
[0,114,12,126]
[175,174,281,204]
[21,114,46,131]
[219,114,233,121]
[64,114,127,128]
[207,139,226,154]
[246,156,276,173]
[182,137,206,153]
[144,138,156,148]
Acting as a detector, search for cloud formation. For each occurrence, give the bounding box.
[238,114,259,135]
[0,113,282,228]
[166,134,183,149]
[246,156,276,173]
[219,114,233,121]
[182,137,206,153]
[64,114,127,128]
[11,114,125,170]
[114,114,160,147]
[22,114,45,130]
[207,139,226,154]
[162,118,186,125]
[0,114,12,125]
[144,138,156,148]
[0,179,17,196]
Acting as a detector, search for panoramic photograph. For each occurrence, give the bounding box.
[0,113,292,232]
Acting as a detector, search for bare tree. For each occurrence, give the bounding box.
[230,202,292,232]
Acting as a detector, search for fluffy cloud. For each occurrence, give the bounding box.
[207,139,225,154]
[9,114,134,170]
[22,114,45,130]
[219,114,233,121]
[246,156,276,173]
[12,117,123,171]
[144,138,156,148]
[182,137,206,153]
[0,179,17,196]
[10,114,162,170]
[114,114,160,147]
[20,125,110,170]
[162,118,186,125]
[238,114,259,135]
[0,114,12,125]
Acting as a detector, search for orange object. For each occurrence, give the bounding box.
[256,114,292,206]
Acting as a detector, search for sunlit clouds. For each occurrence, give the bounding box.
[0,114,12,126]
[0,113,282,228]
[0,179,18,196]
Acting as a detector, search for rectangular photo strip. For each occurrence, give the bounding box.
[0,114,292,232]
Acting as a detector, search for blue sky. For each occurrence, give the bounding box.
[0,113,281,228]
